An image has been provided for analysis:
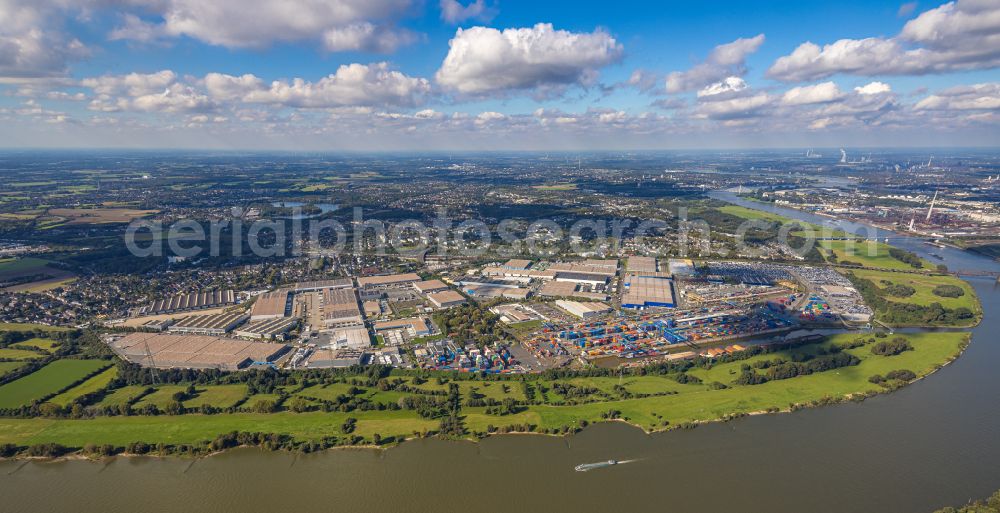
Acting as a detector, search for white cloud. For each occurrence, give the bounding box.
[207,62,430,108]
[81,70,177,97]
[475,111,506,125]
[781,82,844,105]
[0,0,89,80]
[131,83,215,113]
[697,77,748,98]
[440,0,496,24]
[435,23,623,95]
[108,0,418,52]
[915,82,1000,110]
[665,34,765,93]
[695,92,773,120]
[855,81,892,95]
[80,70,216,113]
[321,23,419,53]
[203,73,263,101]
[768,0,1000,81]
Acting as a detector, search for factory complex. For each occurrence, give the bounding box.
[106,255,876,373]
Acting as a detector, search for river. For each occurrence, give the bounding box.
[2,191,998,513]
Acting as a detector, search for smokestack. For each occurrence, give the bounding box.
[926,191,938,222]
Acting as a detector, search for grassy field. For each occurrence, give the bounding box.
[0,348,45,360]
[518,332,967,431]
[0,332,968,448]
[717,205,852,238]
[533,183,578,191]
[847,268,980,313]
[132,385,189,409]
[0,323,71,333]
[9,338,60,352]
[183,385,248,409]
[47,367,119,407]
[0,362,26,377]
[0,359,109,408]
[817,239,934,270]
[46,208,158,225]
[97,385,151,408]
[0,410,438,447]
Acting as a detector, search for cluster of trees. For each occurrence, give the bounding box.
[868,369,917,385]
[432,304,504,346]
[888,247,924,268]
[550,382,601,400]
[735,352,860,385]
[484,398,521,416]
[871,337,913,356]
[932,284,965,298]
[880,280,916,298]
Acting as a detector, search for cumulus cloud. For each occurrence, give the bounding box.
[915,82,1000,110]
[435,23,624,96]
[695,92,773,120]
[440,0,496,24]
[108,0,418,52]
[697,77,748,98]
[205,62,430,108]
[131,84,215,113]
[81,70,178,97]
[768,0,1000,81]
[855,81,892,95]
[781,82,844,105]
[80,70,216,113]
[665,34,765,93]
[475,111,506,125]
[321,23,419,53]
[0,0,90,80]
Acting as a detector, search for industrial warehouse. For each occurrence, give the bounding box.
[137,289,237,316]
[107,332,290,370]
[167,312,250,335]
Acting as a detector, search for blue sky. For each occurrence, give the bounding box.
[0,0,998,150]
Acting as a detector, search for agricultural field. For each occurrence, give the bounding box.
[47,367,119,407]
[0,359,110,409]
[0,257,77,292]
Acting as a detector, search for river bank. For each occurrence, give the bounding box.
[0,331,970,460]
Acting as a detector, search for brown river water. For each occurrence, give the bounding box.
[2,193,998,513]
